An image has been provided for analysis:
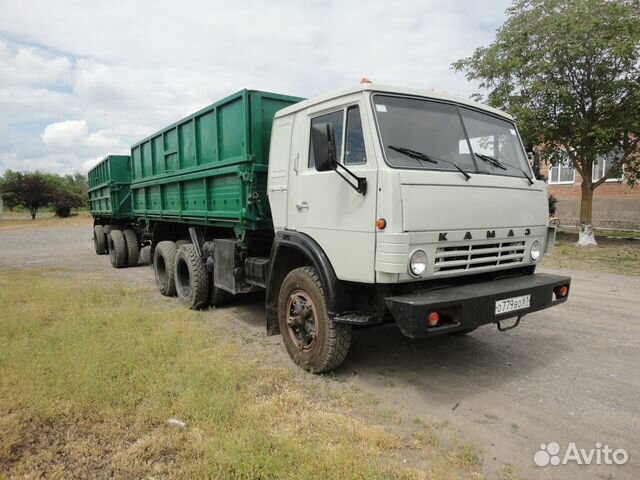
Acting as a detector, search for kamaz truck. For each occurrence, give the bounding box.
[89,85,571,373]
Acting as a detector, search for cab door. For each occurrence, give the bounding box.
[287,99,378,283]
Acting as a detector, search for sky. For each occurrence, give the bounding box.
[0,0,512,175]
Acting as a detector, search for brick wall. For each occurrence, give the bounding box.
[540,162,640,229]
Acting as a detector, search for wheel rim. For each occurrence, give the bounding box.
[285,290,318,351]
[176,258,191,297]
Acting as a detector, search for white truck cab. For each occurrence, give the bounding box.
[265,84,570,372]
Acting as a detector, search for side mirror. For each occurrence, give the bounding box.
[311,123,337,172]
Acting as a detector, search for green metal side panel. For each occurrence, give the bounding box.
[87,155,133,220]
[130,89,303,236]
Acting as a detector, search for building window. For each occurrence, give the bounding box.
[549,158,575,184]
[592,154,624,182]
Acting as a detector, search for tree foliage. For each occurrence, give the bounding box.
[453,0,640,232]
[0,170,88,219]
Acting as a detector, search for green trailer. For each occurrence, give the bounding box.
[130,89,303,238]
[88,154,137,260]
[88,154,133,221]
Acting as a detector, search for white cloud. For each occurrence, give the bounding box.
[0,0,512,174]
[0,41,71,87]
[41,120,88,147]
[82,155,104,173]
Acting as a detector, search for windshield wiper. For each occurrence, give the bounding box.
[388,145,471,181]
[474,152,507,170]
[388,145,438,164]
[474,152,534,186]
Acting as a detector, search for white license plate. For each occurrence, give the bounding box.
[495,294,531,315]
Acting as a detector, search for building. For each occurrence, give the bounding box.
[540,156,640,230]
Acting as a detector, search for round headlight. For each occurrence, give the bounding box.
[409,250,427,276]
[530,240,542,261]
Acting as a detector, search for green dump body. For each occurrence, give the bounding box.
[88,155,133,220]
[130,89,303,236]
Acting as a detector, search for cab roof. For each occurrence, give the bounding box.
[275,83,513,121]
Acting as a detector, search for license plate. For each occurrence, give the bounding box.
[495,294,531,315]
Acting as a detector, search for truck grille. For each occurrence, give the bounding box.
[434,241,526,273]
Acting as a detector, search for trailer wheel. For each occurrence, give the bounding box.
[174,244,209,310]
[175,240,190,248]
[277,266,351,373]
[93,225,107,254]
[108,230,127,269]
[122,229,140,267]
[154,241,178,296]
[103,225,119,235]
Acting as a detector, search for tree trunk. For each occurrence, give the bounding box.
[29,207,37,220]
[578,166,597,247]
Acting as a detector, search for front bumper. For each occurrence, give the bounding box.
[385,273,571,338]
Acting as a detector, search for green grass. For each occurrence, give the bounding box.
[0,270,483,479]
[542,232,640,275]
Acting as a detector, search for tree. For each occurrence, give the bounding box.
[46,172,88,217]
[51,189,85,217]
[453,0,640,246]
[0,171,55,219]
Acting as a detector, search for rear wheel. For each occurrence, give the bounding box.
[108,230,127,268]
[122,229,140,267]
[93,225,107,254]
[174,244,209,310]
[154,241,178,296]
[277,266,351,373]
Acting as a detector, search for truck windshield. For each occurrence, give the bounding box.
[373,94,531,178]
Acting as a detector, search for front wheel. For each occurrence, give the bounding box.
[277,266,351,373]
[93,225,107,255]
[108,230,127,268]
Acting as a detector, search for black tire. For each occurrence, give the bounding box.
[123,229,140,267]
[154,241,178,296]
[278,266,351,373]
[103,225,119,235]
[93,225,107,255]
[108,230,127,269]
[175,240,190,248]
[174,244,209,310]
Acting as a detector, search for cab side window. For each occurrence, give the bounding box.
[344,106,366,165]
[309,110,344,168]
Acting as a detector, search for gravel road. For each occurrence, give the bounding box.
[1,223,638,479]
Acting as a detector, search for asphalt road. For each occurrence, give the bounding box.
[1,224,638,479]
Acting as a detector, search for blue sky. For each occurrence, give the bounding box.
[0,0,511,175]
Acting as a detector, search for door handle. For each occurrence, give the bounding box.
[296,201,309,211]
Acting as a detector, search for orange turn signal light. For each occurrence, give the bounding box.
[427,311,440,327]
[554,285,569,298]
[376,218,387,229]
